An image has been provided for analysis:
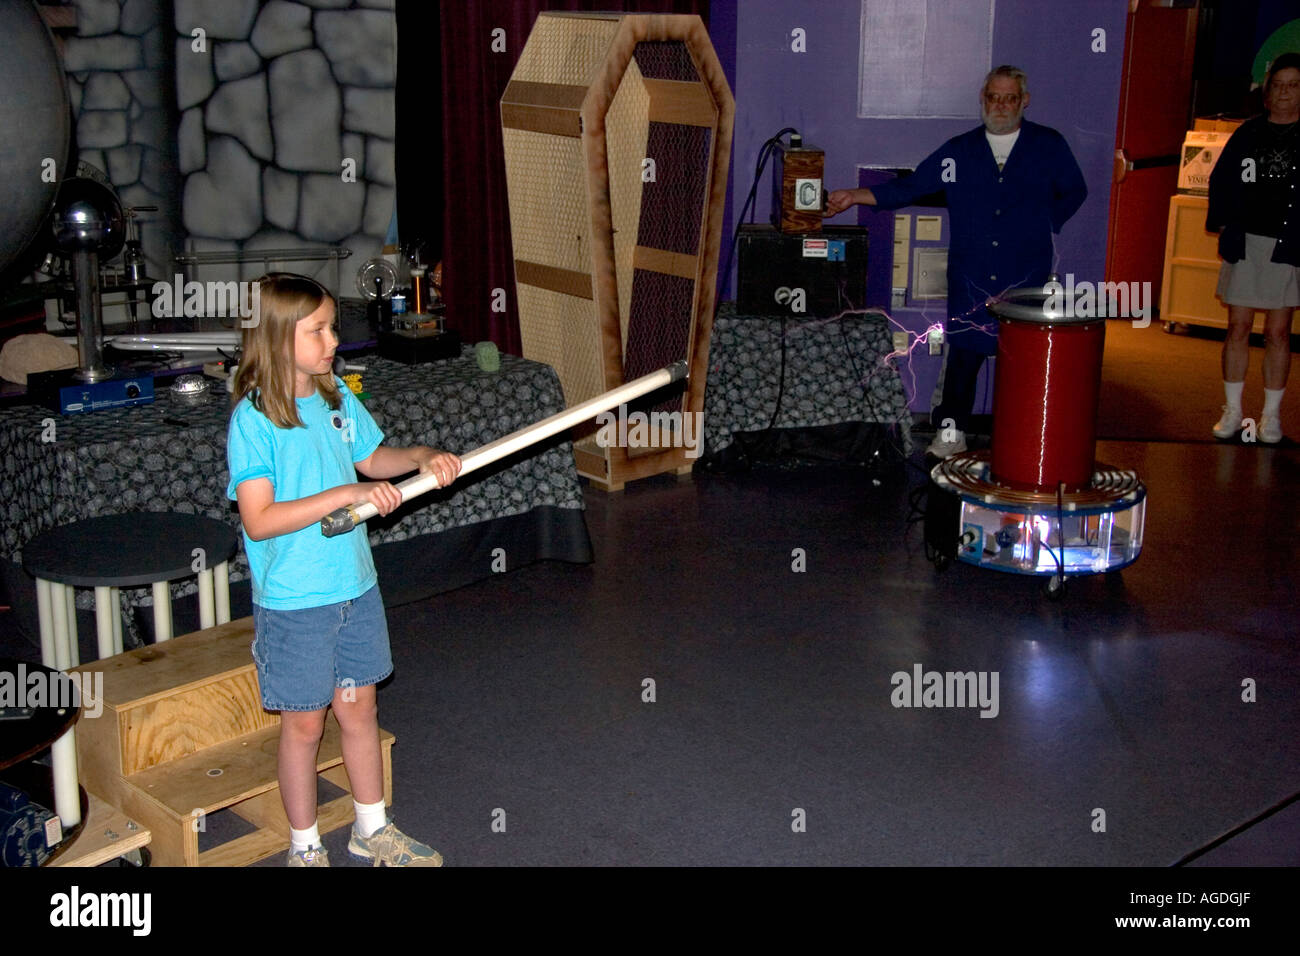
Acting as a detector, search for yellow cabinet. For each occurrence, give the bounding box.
[1160,193,1300,332]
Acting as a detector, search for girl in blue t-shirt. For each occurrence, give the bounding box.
[226,272,460,866]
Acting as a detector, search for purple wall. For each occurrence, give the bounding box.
[710,0,1129,413]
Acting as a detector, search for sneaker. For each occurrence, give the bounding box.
[1259,415,1283,444]
[1212,406,1243,439]
[286,845,330,867]
[348,821,443,867]
[925,430,967,458]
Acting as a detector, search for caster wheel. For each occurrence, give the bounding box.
[1162,321,1176,334]
[933,553,951,572]
[1042,573,1066,601]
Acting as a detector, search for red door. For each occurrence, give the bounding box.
[1106,0,1199,302]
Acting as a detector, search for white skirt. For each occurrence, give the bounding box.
[1216,232,1300,309]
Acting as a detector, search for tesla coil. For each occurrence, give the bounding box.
[500,12,734,490]
[925,280,1147,599]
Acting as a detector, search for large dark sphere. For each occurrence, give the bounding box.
[0,2,72,277]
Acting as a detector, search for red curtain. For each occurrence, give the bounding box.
[432,0,709,354]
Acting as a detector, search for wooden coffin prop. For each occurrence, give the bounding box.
[500,12,734,490]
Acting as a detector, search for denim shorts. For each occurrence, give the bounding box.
[251,585,393,712]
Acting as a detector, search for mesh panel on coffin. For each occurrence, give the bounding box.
[625,268,694,427]
[624,120,711,423]
[636,122,711,255]
[632,41,700,82]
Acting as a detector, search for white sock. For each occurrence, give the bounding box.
[290,822,321,853]
[1224,381,1244,412]
[1263,388,1285,417]
[354,800,388,838]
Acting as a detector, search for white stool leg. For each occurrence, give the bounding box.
[64,586,79,668]
[49,582,71,671]
[94,586,115,660]
[51,727,81,829]
[152,581,173,642]
[36,578,57,668]
[110,587,123,655]
[214,561,231,625]
[198,567,215,629]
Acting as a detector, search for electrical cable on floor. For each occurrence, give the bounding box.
[807,277,955,554]
[1170,789,1300,866]
[827,278,942,554]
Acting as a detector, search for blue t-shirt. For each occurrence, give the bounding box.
[226,379,385,610]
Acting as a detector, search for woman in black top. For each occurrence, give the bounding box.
[1206,52,1300,444]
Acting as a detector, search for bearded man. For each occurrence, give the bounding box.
[827,65,1087,457]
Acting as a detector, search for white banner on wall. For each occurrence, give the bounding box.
[858,0,995,119]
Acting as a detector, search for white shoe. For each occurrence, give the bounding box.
[926,430,967,458]
[1259,415,1283,444]
[1212,406,1242,439]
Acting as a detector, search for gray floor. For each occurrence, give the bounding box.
[266,436,1298,866]
[5,432,1297,867]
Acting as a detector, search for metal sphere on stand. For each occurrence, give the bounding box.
[51,178,126,383]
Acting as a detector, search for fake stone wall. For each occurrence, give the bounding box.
[58,0,396,292]
[174,0,396,288]
[60,0,183,283]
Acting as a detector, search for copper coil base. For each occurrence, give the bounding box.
[932,450,1145,510]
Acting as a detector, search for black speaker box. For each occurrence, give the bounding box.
[378,328,461,364]
[736,224,868,317]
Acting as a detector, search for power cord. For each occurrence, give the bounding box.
[717,126,799,303]
[708,127,798,468]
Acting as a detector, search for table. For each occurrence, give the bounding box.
[23,513,239,665]
[703,303,912,460]
[0,350,592,641]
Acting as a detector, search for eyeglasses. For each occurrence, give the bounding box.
[984,93,1022,107]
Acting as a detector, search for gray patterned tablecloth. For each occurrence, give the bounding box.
[0,351,583,611]
[703,303,912,455]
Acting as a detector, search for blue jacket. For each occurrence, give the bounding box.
[871,119,1088,353]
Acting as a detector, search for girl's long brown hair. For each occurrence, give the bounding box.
[230,273,342,427]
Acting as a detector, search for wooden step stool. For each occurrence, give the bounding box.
[69,617,394,866]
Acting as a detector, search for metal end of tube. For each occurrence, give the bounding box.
[668,359,689,383]
[320,507,357,537]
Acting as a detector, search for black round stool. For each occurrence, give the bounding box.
[23,512,239,669]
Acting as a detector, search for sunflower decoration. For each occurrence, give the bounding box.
[342,372,368,400]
